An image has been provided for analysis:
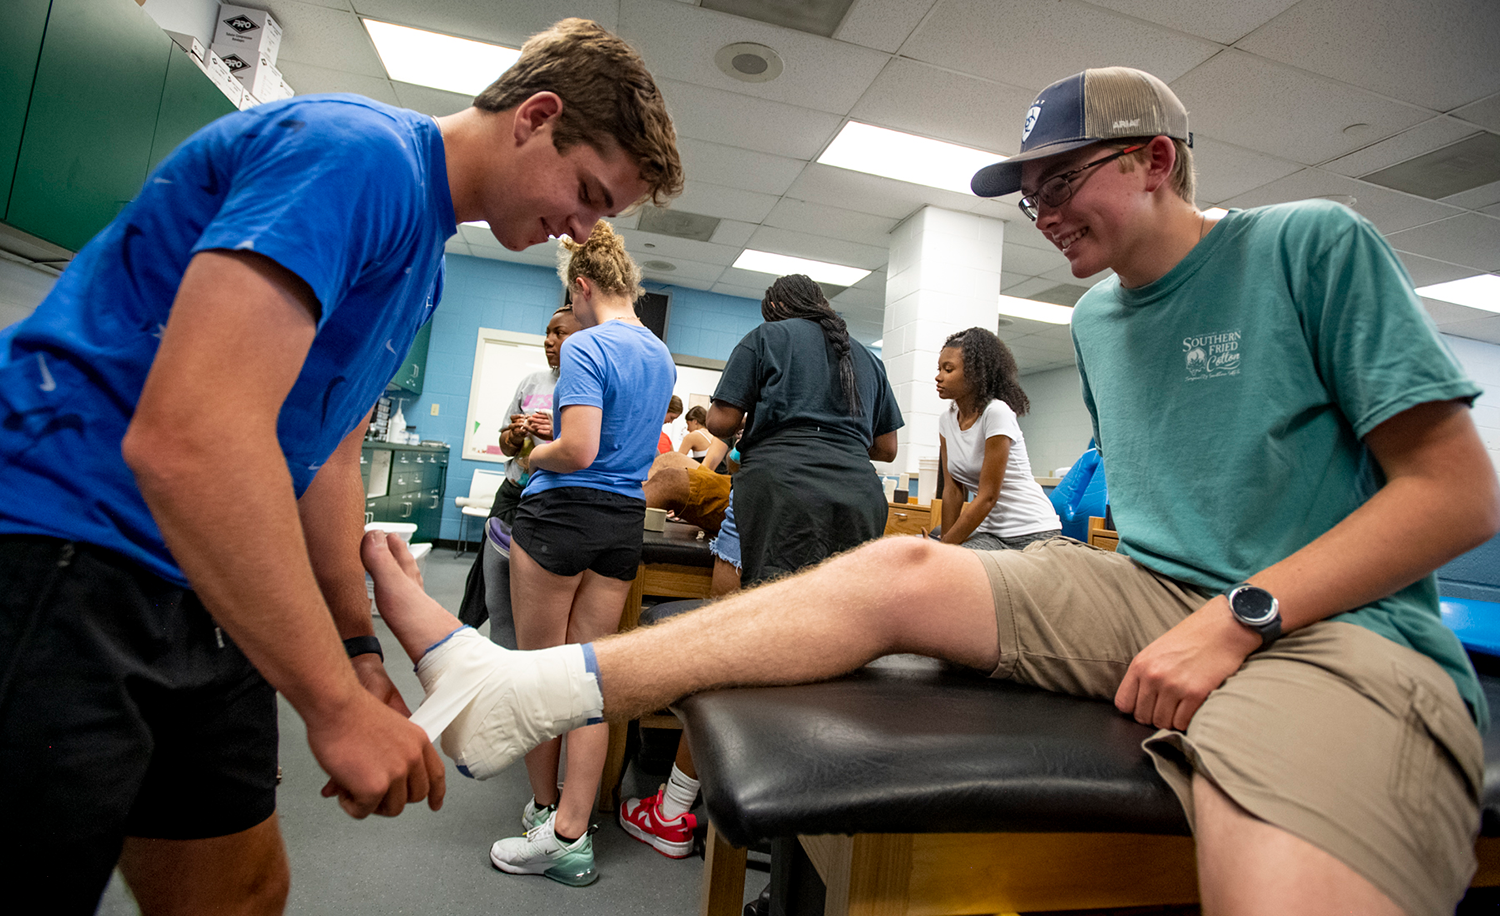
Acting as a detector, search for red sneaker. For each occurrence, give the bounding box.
[619,788,697,858]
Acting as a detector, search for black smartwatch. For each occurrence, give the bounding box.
[343,635,384,661]
[1223,582,1281,649]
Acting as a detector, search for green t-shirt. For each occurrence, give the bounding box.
[1072,200,1485,724]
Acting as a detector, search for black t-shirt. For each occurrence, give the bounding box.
[713,318,903,454]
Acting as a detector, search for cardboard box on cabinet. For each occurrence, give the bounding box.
[213,4,282,64]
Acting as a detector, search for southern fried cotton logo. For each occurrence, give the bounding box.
[1183,329,1241,380]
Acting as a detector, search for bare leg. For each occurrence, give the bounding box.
[118,815,290,916]
[510,542,584,810]
[552,572,632,837]
[710,557,741,598]
[595,537,996,718]
[1193,774,1405,916]
[362,532,464,663]
[643,466,691,510]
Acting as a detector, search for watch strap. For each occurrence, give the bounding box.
[343,635,384,660]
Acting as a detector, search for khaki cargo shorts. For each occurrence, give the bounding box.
[974,537,1483,916]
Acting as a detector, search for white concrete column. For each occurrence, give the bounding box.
[879,207,1004,479]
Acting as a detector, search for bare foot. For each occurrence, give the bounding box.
[362,531,464,664]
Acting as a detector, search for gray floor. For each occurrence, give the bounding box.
[99,549,747,915]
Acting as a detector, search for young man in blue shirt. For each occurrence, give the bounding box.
[0,17,680,914]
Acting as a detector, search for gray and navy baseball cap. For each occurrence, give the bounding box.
[971,67,1190,198]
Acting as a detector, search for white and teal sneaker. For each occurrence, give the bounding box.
[521,796,556,831]
[489,813,597,887]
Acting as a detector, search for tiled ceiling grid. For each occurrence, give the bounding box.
[252,0,1500,372]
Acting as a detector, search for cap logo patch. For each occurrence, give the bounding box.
[1112,118,1141,130]
[1022,104,1043,141]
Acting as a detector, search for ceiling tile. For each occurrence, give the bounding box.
[390,81,472,117]
[745,226,888,269]
[833,0,939,53]
[443,237,470,256]
[1041,262,1103,284]
[1394,251,1479,288]
[636,256,727,284]
[259,1,385,76]
[459,224,504,248]
[1440,179,1500,212]
[618,0,889,115]
[1422,298,1500,328]
[1438,315,1500,346]
[274,59,399,104]
[902,0,1218,92]
[1323,117,1483,179]
[711,281,771,299]
[709,219,758,248]
[1004,277,1058,299]
[676,137,807,197]
[1220,169,1462,235]
[672,181,780,223]
[616,228,743,266]
[657,79,844,160]
[785,164,979,220]
[718,266,783,289]
[762,199,898,248]
[995,220,1056,252]
[1190,135,1302,204]
[850,59,1032,154]
[1386,214,1500,273]
[831,286,884,309]
[1237,0,1500,111]
[1083,0,1298,45]
[347,0,619,48]
[1486,202,1500,219]
[1171,50,1430,165]
[1000,272,1033,291]
[1452,94,1500,133]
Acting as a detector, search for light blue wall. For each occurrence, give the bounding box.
[406,253,764,540]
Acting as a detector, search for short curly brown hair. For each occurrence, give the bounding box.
[474,18,683,207]
[558,219,642,302]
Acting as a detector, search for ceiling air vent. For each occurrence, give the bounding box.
[642,260,677,272]
[1360,132,1500,200]
[638,207,721,242]
[702,0,855,37]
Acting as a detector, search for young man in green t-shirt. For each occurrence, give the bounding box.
[364,67,1498,914]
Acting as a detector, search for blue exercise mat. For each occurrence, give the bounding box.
[1441,597,1500,658]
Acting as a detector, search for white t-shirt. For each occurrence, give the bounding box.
[503,369,559,485]
[938,399,1060,538]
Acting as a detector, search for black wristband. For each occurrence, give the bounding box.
[343,635,383,660]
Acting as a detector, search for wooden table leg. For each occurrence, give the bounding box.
[701,822,748,916]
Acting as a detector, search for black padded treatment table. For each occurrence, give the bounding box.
[679,653,1500,916]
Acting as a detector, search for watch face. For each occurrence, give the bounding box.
[1232,586,1277,625]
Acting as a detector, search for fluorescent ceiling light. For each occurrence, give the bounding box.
[733,250,871,286]
[1203,207,1229,219]
[363,19,520,96]
[998,294,1073,324]
[1415,274,1500,314]
[870,339,883,348]
[817,121,1002,196]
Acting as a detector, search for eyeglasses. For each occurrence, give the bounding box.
[1017,144,1146,221]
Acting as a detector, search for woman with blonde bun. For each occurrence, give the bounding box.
[487,220,675,886]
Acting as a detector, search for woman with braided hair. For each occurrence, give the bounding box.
[704,274,902,585]
[934,327,1060,549]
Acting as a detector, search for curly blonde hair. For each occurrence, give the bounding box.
[474,19,683,207]
[558,220,642,302]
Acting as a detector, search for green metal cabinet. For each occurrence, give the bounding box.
[0,0,53,220]
[8,0,172,252]
[149,45,238,173]
[362,442,448,543]
[387,321,432,395]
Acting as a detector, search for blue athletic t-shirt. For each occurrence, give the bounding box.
[526,321,675,500]
[0,94,455,587]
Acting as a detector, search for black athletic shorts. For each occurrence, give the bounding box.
[0,536,278,910]
[511,487,645,581]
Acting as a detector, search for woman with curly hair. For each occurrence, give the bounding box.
[935,327,1060,549]
[488,220,675,885]
[706,274,903,584]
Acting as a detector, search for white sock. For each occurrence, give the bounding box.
[659,764,699,820]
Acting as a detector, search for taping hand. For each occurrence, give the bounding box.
[312,688,446,818]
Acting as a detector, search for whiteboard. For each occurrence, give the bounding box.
[462,327,725,464]
[463,328,552,463]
